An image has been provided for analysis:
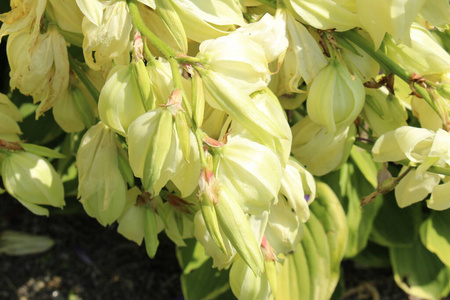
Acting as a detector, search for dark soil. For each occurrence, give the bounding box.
[0,194,183,300]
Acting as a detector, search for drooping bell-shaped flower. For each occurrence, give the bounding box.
[307,59,365,134]
[0,0,46,40]
[420,0,450,28]
[362,87,408,137]
[275,9,328,94]
[428,179,450,211]
[7,24,70,118]
[117,187,163,257]
[230,256,271,300]
[265,196,303,255]
[230,88,292,166]
[0,93,22,142]
[287,0,360,32]
[53,83,97,133]
[394,167,440,208]
[291,116,356,176]
[82,0,132,70]
[232,11,288,63]
[98,61,150,136]
[356,0,426,49]
[213,134,282,215]
[384,23,450,76]
[372,126,435,164]
[170,0,245,43]
[199,69,286,142]
[48,0,83,45]
[77,122,127,226]
[198,34,271,96]
[127,107,173,193]
[2,151,65,216]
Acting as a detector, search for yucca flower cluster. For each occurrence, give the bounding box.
[1,0,450,299]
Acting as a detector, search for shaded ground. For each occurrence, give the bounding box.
[0,195,183,300]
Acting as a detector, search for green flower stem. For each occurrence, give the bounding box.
[175,55,203,64]
[424,166,450,177]
[143,42,156,67]
[68,56,100,101]
[194,128,209,168]
[398,162,450,177]
[128,0,177,59]
[336,30,412,82]
[337,30,442,117]
[354,140,373,152]
[128,0,192,117]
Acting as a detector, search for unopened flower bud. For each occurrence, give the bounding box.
[215,185,264,276]
[2,152,65,216]
[194,211,236,269]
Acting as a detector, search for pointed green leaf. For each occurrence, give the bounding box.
[420,209,450,268]
[20,143,66,159]
[350,146,379,188]
[371,192,422,247]
[310,182,348,298]
[177,239,230,300]
[276,182,348,300]
[323,161,382,257]
[390,238,450,299]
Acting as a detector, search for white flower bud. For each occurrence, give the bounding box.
[7,25,70,118]
[2,152,65,216]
